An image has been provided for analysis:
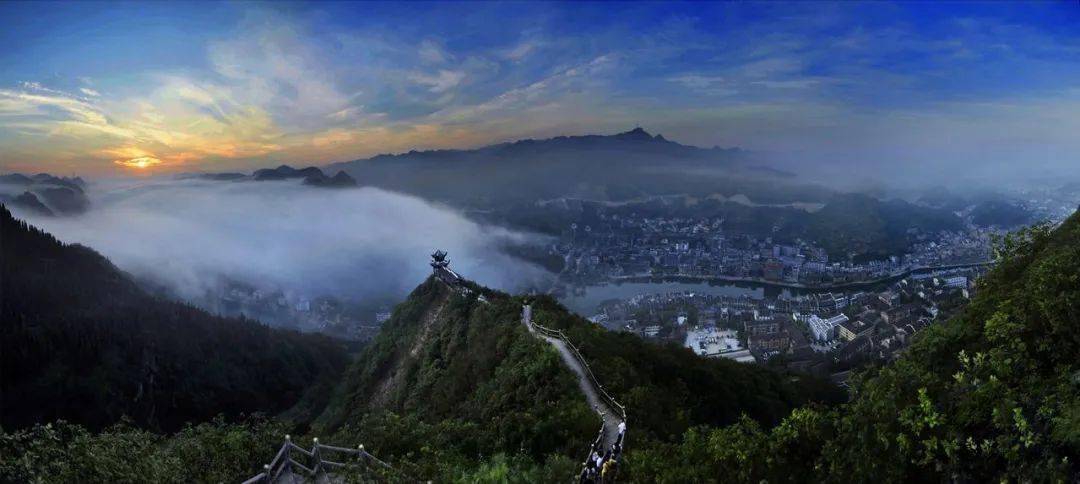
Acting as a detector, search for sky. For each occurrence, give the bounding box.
[1,1,1079,182]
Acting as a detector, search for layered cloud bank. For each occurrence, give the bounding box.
[20,178,549,310]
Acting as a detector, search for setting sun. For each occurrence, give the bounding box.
[115,156,163,169]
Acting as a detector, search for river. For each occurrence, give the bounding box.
[557,279,803,316]
[556,262,995,316]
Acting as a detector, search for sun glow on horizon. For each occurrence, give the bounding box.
[115,156,163,169]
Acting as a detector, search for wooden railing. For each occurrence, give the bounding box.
[241,435,397,483]
[523,304,628,481]
[530,318,627,422]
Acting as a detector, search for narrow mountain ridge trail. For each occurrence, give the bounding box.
[521,305,624,451]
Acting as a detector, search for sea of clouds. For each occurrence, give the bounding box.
[18,177,551,315]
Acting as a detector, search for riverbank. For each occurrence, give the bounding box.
[606,260,996,293]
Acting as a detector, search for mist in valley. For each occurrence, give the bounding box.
[16,178,552,322]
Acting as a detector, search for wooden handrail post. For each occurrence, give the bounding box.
[284,434,293,475]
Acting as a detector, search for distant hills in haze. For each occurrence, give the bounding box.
[917,188,1038,229]
[2,127,989,264]
[327,127,968,260]
[354,127,747,163]
[969,199,1035,228]
[0,173,89,216]
[187,165,358,188]
[324,127,805,208]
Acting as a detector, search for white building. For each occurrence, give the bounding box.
[806,313,848,342]
[684,326,746,360]
[945,276,968,288]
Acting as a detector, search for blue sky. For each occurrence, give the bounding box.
[1,1,1078,183]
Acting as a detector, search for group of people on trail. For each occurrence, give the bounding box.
[579,421,626,484]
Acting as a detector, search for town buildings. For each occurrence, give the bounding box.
[598,266,986,377]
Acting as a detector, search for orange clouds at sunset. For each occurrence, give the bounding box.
[3,2,1079,181]
[103,146,162,170]
[115,156,163,169]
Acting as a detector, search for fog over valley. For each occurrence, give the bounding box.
[14,177,551,326]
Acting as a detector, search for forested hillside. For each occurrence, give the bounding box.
[970,199,1035,228]
[787,193,963,261]
[0,205,350,432]
[312,276,842,480]
[527,297,845,444]
[313,277,598,479]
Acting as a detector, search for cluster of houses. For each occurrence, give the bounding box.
[742,271,979,375]
[621,267,988,378]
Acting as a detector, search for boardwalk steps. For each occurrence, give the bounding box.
[241,436,398,483]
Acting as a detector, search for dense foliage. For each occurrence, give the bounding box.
[970,199,1035,228]
[0,261,843,481]
[788,193,962,261]
[1,205,350,432]
[0,418,285,483]
[313,278,598,480]
[531,295,845,435]
[307,273,844,481]
[625,217,1080,482]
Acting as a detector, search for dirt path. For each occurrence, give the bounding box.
[521,305,624,451]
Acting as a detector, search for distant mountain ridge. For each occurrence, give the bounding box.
[253,165,325,181]
[0,172,89,216]
[184,165,358,188]
[359,127,743,165]
[301,169,359,188]
[0,173,86,191]
[323,127,792,208]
